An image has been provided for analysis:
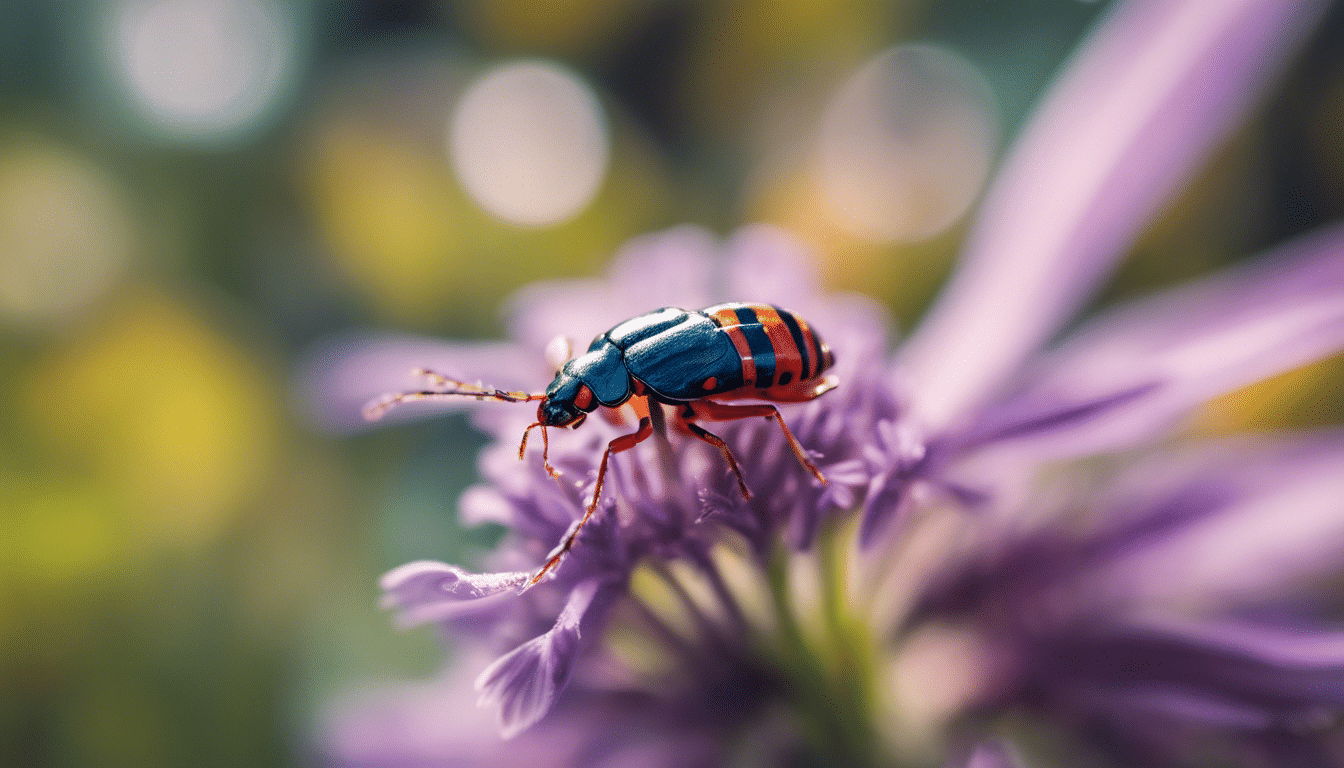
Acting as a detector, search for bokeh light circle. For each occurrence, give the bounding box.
[0,140,134,327]
[817,44,997,243]
[449,61,609,227]
[108,0,297,144]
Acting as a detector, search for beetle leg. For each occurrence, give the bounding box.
[518,421,560,478]
[526,398,654,588]
[681,419,752,500]
[688,400,826,486]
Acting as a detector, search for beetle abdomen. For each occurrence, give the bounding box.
[704,303,832,389]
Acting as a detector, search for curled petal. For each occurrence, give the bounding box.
[379,561,530,629]
[969,223,1344,462]
[475,579,613,738]
[899,0,1327,430]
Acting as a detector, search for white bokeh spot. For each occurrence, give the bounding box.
[449,61,609,228]
[817,44,997,243]
[110,0,296,143]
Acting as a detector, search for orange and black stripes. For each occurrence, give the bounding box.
[705,303,830,389]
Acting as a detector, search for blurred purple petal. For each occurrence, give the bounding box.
[475,579,613,738]
[1100,435,1344,609]
[1032,618,1344,727]
[945,739,1023,768]
[915,431,1344,629]
[722,225,825,309]
[898,0,1327,430]
[505,226,719,355]
[293,333,543,432]
[379,561,530,629]
[966,223,1344,461]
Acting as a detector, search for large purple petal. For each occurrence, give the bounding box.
[915,431,1344,629]
[897,0,1327,430]
[961,223,1344,461]
[293,333,543,432]
[1097,434,1344,610]
[1031,618,1344,726]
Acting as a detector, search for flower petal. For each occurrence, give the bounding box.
[945,739,1024,768]
[293,333,541,432]
[723,224,825,309]
[1100,433,1344,610]
[898,0,1327,430]
[1041,618,1344,716]
[475,579,614,738]
[914,431,1344,629]
[505,226,719,355]
[963,223,1344,461]
[379,561,530,629]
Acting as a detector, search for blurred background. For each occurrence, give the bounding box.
[1,1,1342,766]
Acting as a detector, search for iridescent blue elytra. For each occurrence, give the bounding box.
[365,302,838,587]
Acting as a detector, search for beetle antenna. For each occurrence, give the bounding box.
[519,421,560,478]
[363,368,544,421]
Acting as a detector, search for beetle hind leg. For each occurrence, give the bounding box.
[686,400,827,486]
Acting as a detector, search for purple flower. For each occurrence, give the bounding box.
[308,0,1344,765]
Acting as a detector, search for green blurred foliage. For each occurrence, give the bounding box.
[0,1,1341,766]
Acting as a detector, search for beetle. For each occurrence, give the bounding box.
[364,303,838,586]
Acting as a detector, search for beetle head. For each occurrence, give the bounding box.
[537,372,595,428]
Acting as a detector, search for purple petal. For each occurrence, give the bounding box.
[816,458,868,511]
[945,739,1023,768]
[722,225,824,308]
[858,472,915,549]
[505,226,719,355]
[1101,436,1344,609]
[379,561,530,629]
[1045,618,1344,714]
[292,333,543,432]
[898,0,1327,430]
[475,579,614,738]
[968,223,1344,461]
[319,654,592,768]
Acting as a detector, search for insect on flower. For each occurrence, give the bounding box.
[364,302,838,587]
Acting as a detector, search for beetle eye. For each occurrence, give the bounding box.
[574,383,594,411]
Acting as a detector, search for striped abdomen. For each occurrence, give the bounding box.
[704,303,834,390]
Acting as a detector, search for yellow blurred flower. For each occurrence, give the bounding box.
[0,138,134,329]
[21,291,282,551]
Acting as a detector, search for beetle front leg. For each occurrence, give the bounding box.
[526,398,654,588]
